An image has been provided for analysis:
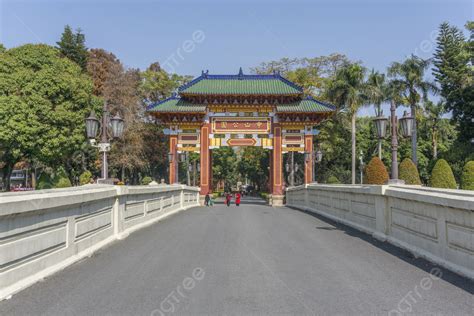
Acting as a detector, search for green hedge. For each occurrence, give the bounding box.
[430,159,457,189]
[79,170,92,185]
[399,158,421,185]
[461,161,474,190]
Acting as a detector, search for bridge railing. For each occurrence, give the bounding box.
[0,184,200,300]
[286,184,474,280]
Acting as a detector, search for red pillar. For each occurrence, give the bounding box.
[209,149,213,193]
[272,123,283,196]
[304,134,313,184]
[200,123,211,195]
[169,135,178,184]
[268,151,273,193]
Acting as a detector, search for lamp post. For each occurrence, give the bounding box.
[372,100,414,184]
[85,101,124,182]
[304,147,322,183]
[359,150,365,185]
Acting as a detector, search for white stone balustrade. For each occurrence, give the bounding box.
[286,184,474,279]
[0,184,200,300]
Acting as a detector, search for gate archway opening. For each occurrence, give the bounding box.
[147,69,335,205]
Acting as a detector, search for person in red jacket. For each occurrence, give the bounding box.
[235,192,241,206]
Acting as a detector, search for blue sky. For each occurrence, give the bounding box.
[1,0,472,114]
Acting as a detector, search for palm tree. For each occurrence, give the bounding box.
[366,70,388,159]
[387,55,437,166]
[424,100,446,159]
[327,64,367,184]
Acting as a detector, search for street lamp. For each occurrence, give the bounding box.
[399,111,414,138]
[372,101,414,184]
[373,114,388,139]
[359,150,365,185]
[315,148,323,163]
[85,101,124,182]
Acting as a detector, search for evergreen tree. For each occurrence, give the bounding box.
[56,25,88,70]
[433,22,473,142]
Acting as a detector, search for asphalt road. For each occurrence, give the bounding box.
[1,197,472,315]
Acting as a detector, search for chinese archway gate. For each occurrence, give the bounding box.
[147,69,335,205]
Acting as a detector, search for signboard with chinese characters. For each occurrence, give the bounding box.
[211,117,271,134]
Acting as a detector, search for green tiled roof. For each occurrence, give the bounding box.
[276,98,336,113]
[147,96,335,114]
[178,71,303,95]
[147,97,206,113]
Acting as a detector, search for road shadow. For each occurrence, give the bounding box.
[288,206,474,294]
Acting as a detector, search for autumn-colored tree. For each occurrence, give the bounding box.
[365,157,389,185]
[87,48,122,96]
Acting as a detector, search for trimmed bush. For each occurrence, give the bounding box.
[399,158,421,185]
[365,157,389,185]
[53,167,71,188]
[79,170,93,185]
[141,176,153,185]
[327,175,341,184]
[430,159,457,189]
[36,172,53,190]
[461,161,474,190]
[55,177,72,188]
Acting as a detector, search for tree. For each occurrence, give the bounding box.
[433,22,473,143]
[388,55,437,166]
[238,147,269,191]
[87,48,122,96]
[366,70,387,158]
[424,100,446,159]
[212,147,238,191]
[461,161,474,190]
[365,157,389,185]
[0,44,99,191]
[430,159,457,189]
[56,25,88,70]
[139,62,190,103]
[327,63,367,184]
[251,54,350,98]
[399,158,421,185]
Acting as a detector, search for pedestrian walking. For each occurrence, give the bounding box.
[205,193,210,206]
[235,192,241,206]
[225,192,232,207]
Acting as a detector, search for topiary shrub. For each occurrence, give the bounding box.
[36,172,53,190]
[53,167,71,188]
[461,161,474,190]
[55,177,72,188]
[141,176,153,185]
[399,158,421,185]
[430,159,457,189]
[365,157,389,185]
[79,170,93,185]
[327,175,341,184]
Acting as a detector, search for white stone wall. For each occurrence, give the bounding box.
[0,184,200,300]
[286,184,474,280]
